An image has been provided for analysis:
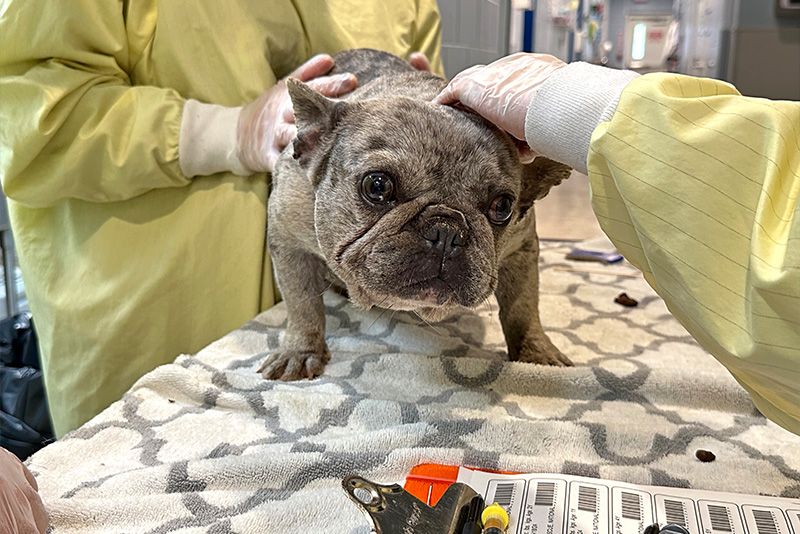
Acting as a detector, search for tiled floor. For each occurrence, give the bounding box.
[535,170,605,241]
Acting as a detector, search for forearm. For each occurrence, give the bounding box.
[0,75,190,207]
[523,62,639,174]
[179,100,250,178]
[0,0,199,207]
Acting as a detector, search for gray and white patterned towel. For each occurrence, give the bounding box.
[29,243,800,533]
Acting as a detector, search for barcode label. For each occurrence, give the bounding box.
[578,486,598,513]
[522,480,567,534]
[708,504,734,532]
[621,491,643,521]
[656,496,698,533]
[535,482,556,507]
[664,499,688,527]
[744,505,790,534]
[701,501,747,534]
[752,510,779,534]
[492,483,516,508]
[570,484,609,534]
[454,468,798,534]
[612,488,655,534]
[485,479,526,532]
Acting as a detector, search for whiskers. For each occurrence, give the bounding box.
[412,310,445,337]
[365,294,392,333]
[481,294,495,316]
[319,282,334,298]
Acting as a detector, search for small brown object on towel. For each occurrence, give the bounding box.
[695,449,716,462]
[615,293,638,307]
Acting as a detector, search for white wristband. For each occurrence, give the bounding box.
[524,62,639,174]
[179,99,250,178]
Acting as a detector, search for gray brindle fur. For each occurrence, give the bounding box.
[262,49,572,380]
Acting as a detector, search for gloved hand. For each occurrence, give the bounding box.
[237,51,434,173]
[237,54,357,174]
[180,51,431,178]
[433,53,566,141]
[408,52,432,72]
[0,448,48,534]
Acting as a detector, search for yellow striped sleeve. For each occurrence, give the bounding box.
[588,73,800,434]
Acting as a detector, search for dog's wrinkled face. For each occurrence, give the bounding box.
[289,81,533,321]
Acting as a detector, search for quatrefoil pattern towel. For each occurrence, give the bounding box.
[28,243,800,533]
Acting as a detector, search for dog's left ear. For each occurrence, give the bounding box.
[517,157,572,217]
[287,79,347,174]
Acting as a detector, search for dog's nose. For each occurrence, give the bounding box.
[422,217,467,252]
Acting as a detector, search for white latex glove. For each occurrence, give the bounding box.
[237,54,357,173]
[179,51,430,178]
[433,53,566,141]
[0,448,48,534]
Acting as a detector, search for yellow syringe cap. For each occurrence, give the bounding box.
[481,502,510,529]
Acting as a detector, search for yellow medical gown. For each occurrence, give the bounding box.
[588,74,800,434]
[0,0,444,436]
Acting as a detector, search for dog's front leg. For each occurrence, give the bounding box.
[258,246,331,380]
[495,235,572,367]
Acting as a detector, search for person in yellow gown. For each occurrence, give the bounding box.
[0,0,444,437]
[436,53,800,435]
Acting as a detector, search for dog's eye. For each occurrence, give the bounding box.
[487,195,514,225]
[360,172,396,204]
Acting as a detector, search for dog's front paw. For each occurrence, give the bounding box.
[514,336,573,367]
[258,348,331,381]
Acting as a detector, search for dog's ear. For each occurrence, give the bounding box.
[286,78,346,170]
[518,157,572,217]
[511,137,537,164]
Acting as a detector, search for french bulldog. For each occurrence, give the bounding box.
[261,49,572,380]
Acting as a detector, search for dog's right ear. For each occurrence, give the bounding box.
[287,79,346,171]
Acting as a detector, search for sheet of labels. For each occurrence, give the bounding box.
[456,467,800,534]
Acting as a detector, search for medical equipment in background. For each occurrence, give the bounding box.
[623,14,676,70]
[523,0,579,60]
[673,0,735,79]
[510,0,736,78]
[516,0,673,68]
[511,0,608,63]
[443,0,792,94]
[582,1,609,63]
[776,0,800,17]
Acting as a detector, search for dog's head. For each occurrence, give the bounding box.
[287,79,569,321]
